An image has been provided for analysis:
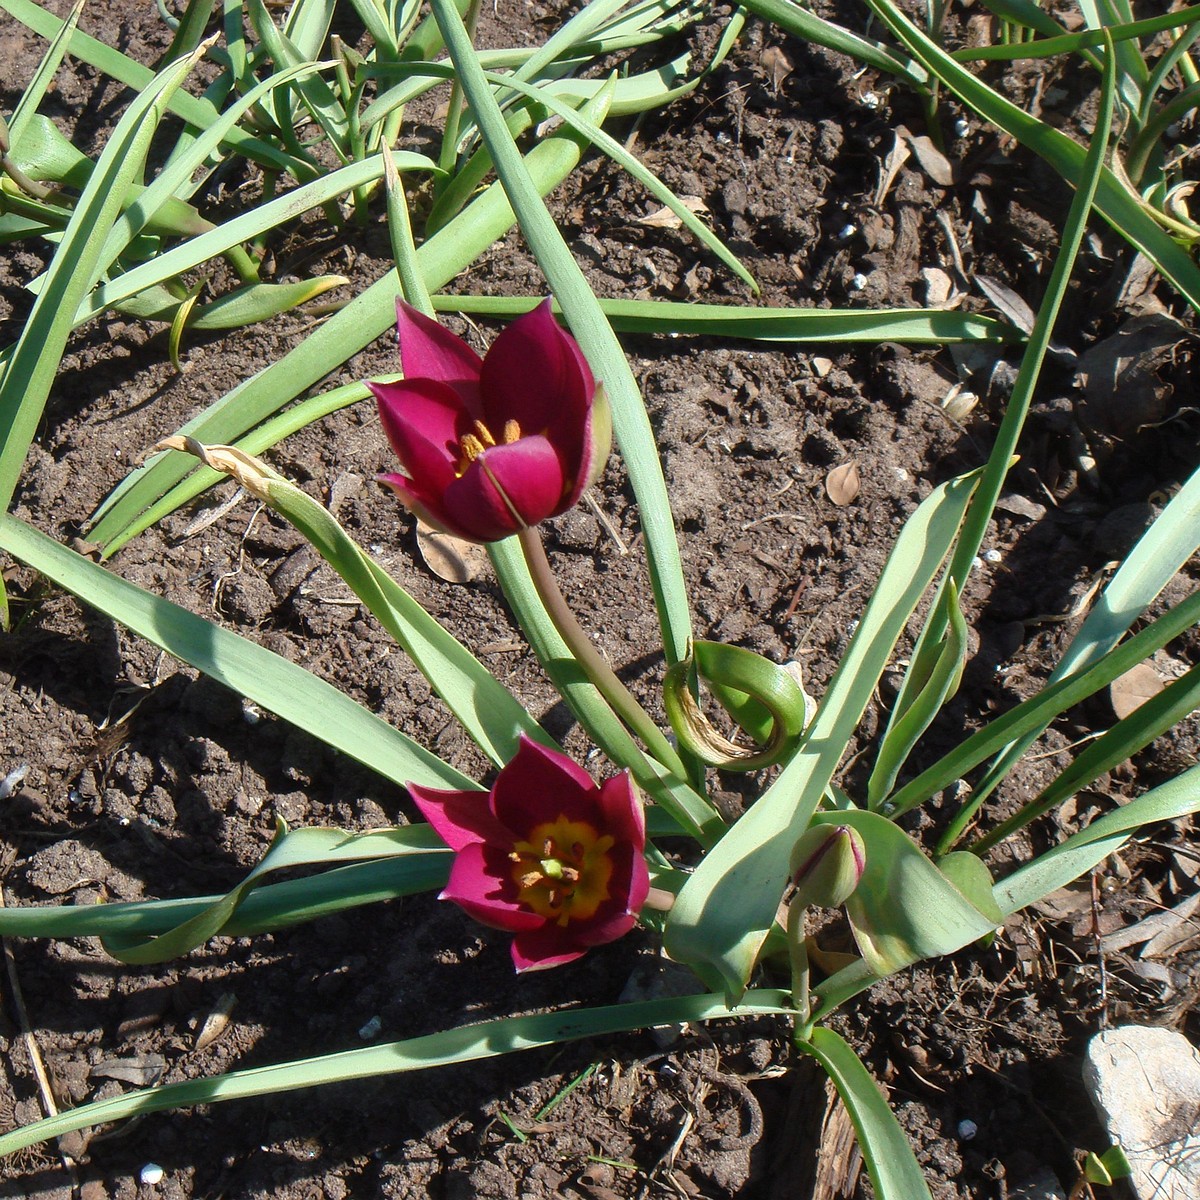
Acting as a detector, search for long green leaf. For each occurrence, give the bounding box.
[798,1028,934,1200]
[876,30,1118,821]
[475,65,756,291]
[0,514,474,792]
[0,854,450,941]
[0,990,793,1156]
[6,0,85,146]
[104,823,443,963]
[866,0,1200,311]
[867,580,967,806]
[0,44,203,512]
[739,0,927,87]
[972,449,1200,812]
[663,470,981,996]
[94,59,337,279]
[957,4,1200,63]
[995,763,1200,913]
[971,661,1200,853]
[162,438,554,768]
[88,92,610,554]
[431,0,693,670]
[0,0,308,176]
[246,0,348,155]
[435,294,1013,343]
[885,587,1200,819]
[80,151,436,323]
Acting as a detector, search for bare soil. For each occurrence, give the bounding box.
[3,2,1200,1198]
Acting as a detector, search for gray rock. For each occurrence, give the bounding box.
[1083,1025,1200,1200]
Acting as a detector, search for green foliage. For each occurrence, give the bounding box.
[3,4,1200,1196]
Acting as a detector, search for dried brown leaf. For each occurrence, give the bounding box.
[825,462,861,506]
[900,129,955,187]
[1109,661,1165,721]
[637,196,709,230]
[415,521,489,584]
[760,45,793,89]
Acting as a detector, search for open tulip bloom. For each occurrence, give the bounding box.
[368,300,612,542]
[408,736,650,971]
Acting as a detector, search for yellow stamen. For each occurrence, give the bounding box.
[459,433,487,464]
[502,419,521,444]
[508,817,616,925]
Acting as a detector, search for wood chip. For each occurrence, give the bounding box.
[1099,893,1200,953]
[91,1054,167,1087]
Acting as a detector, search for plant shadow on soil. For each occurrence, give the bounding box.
[3,0,1200,1197]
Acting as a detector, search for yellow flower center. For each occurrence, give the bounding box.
[457,418,522,476]
[509,816,616,927]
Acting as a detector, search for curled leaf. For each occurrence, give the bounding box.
[155,436,280,503]
[662,640,809,771]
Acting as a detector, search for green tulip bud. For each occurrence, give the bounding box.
[788,824,866,909]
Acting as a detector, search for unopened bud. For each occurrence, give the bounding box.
[788,824,865,909]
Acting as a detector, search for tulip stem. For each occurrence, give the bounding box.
[786,900,811,1023]
[517,525,687,779]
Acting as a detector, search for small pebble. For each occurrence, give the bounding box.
[139,1164,165,1186]
[358,1016,383,1040]
[982,548,1003,564]
[849,273,868,292]
[860,90,880,109]
[837,223,857,241]
[958,1119,978,1141]
[954,117,970,138]
[971,555,984,570]
[0,765,28,800]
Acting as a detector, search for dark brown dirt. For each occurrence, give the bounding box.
[3,1,1200,1198]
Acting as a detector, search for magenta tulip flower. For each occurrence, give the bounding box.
[408,735,650,971]
[368,299,611,542]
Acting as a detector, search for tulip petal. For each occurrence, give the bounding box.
[491,735,599,833]
[441,843,545,932]
[396,300,484,413]
[407,783,514,852]
[377,474,479,542]
[440,435,567,542]
[561,382,612,510]
[595,773,646,851]
[612,840,652,914]
[479,300,595,444]
[571,908,637,947]
[371,377,470,490]
[511,925,588,972]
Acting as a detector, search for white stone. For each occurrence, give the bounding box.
[1083,1025,1200,1200]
